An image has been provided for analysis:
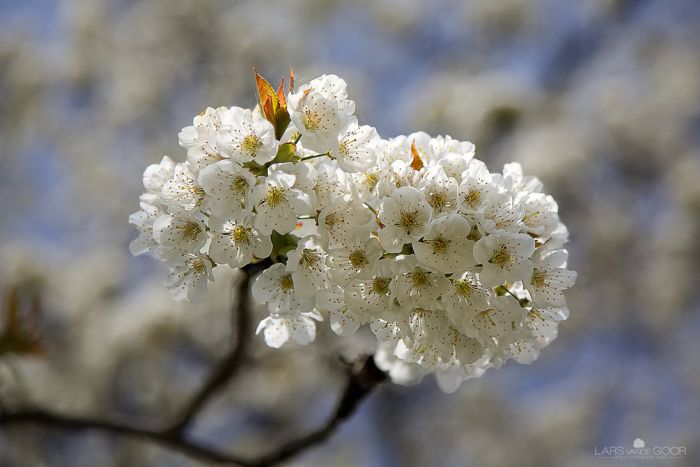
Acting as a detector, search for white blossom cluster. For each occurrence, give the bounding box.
[130,73,576,392]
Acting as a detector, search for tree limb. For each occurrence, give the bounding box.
[0,258,387,466]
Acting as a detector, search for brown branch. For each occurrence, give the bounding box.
[0,355,385,466]
[0,257,387,466]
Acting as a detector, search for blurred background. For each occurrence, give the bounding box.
[1,0,699,465]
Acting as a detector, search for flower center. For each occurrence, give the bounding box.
[180,221,202,241]
[301,248,321,268]
[427,192,447,211]
[338,140,351,157]
[241,134,263,154]
[348,250,368,268]
[265,186,287,207]
[428,235,449,254]
[191,257,206,273]
[363,173,379,191]
[409,269,431,288]
[465,189,481,207]
[279,274,294,291]
[371,277,391,295]
[231,175,249,194]
[531,269,547,287]
[454,279,472,297]
[398,210,419,233]
[303,107,321,130]
[231,226,252,246]
[324,212,339,229]
[190,186,206,205]
[489,246,511,267]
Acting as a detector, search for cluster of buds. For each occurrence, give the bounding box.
[130,71,576,391]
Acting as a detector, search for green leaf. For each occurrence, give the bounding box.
[274,142,299,163]
[270,231,299,262]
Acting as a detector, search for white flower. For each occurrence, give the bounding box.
[251,263,314,314]
[179,106,228,172]
[161,162,206,211]
[208,213,272,269]
[217,106,278,164]
[256,311,322,348]
[345,258,398,317]
[327,237,383,285]
[164,253,214,304]
[431,135,475,163]
[458,159,497,213]
[331,120,379,172]
[251,167,313,235]
[197,160,255,218]
[312,160,350,211]
[374,342,428,386]
[152,210,208,255]
[128,200,162,256]
[524,306,568,347]
[417,165,459,215]
[467,295,527,346]
[499,162,543,194]
[393,255,450,310]
[527,249,577,307]
[520,192,559,237]
[473,232,536,286]
[142,155,175,197]
[477,192,524,233]
[316,286,363,336]
[317,198,373,249]
[377,186,432,253]
[412,214,475,273]
[441,271,490,331]
[288,74,355,152]
[285,236,330,297]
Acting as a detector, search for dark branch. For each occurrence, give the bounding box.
[252,356,387,466]
[0,257,386,466]
[0,355,385,466]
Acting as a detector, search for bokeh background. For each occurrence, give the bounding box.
[1,0,699,466]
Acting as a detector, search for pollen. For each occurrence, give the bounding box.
[303,107,321,130]
[409,269,431,288]
[190,186,206,206]
[531,269,548,287]
[398,210,419,233]
[265,186,287,207]
[348,250,368,268]
[371,277,391,295]
[454,279,472,297]
[191,257,206,273]
[363,173,379,191]
[180,221,202,241]
[465,189,481,207]
[241,134,263,155]
[338,140,351,157]
[279,274,294,291]
[427,192,447,211]
[324,212,339,229]
[230,225,252,246]
[489,245,511,267]
[301,248,321,268]
[231,175,249,194]
[428,235,449,254]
